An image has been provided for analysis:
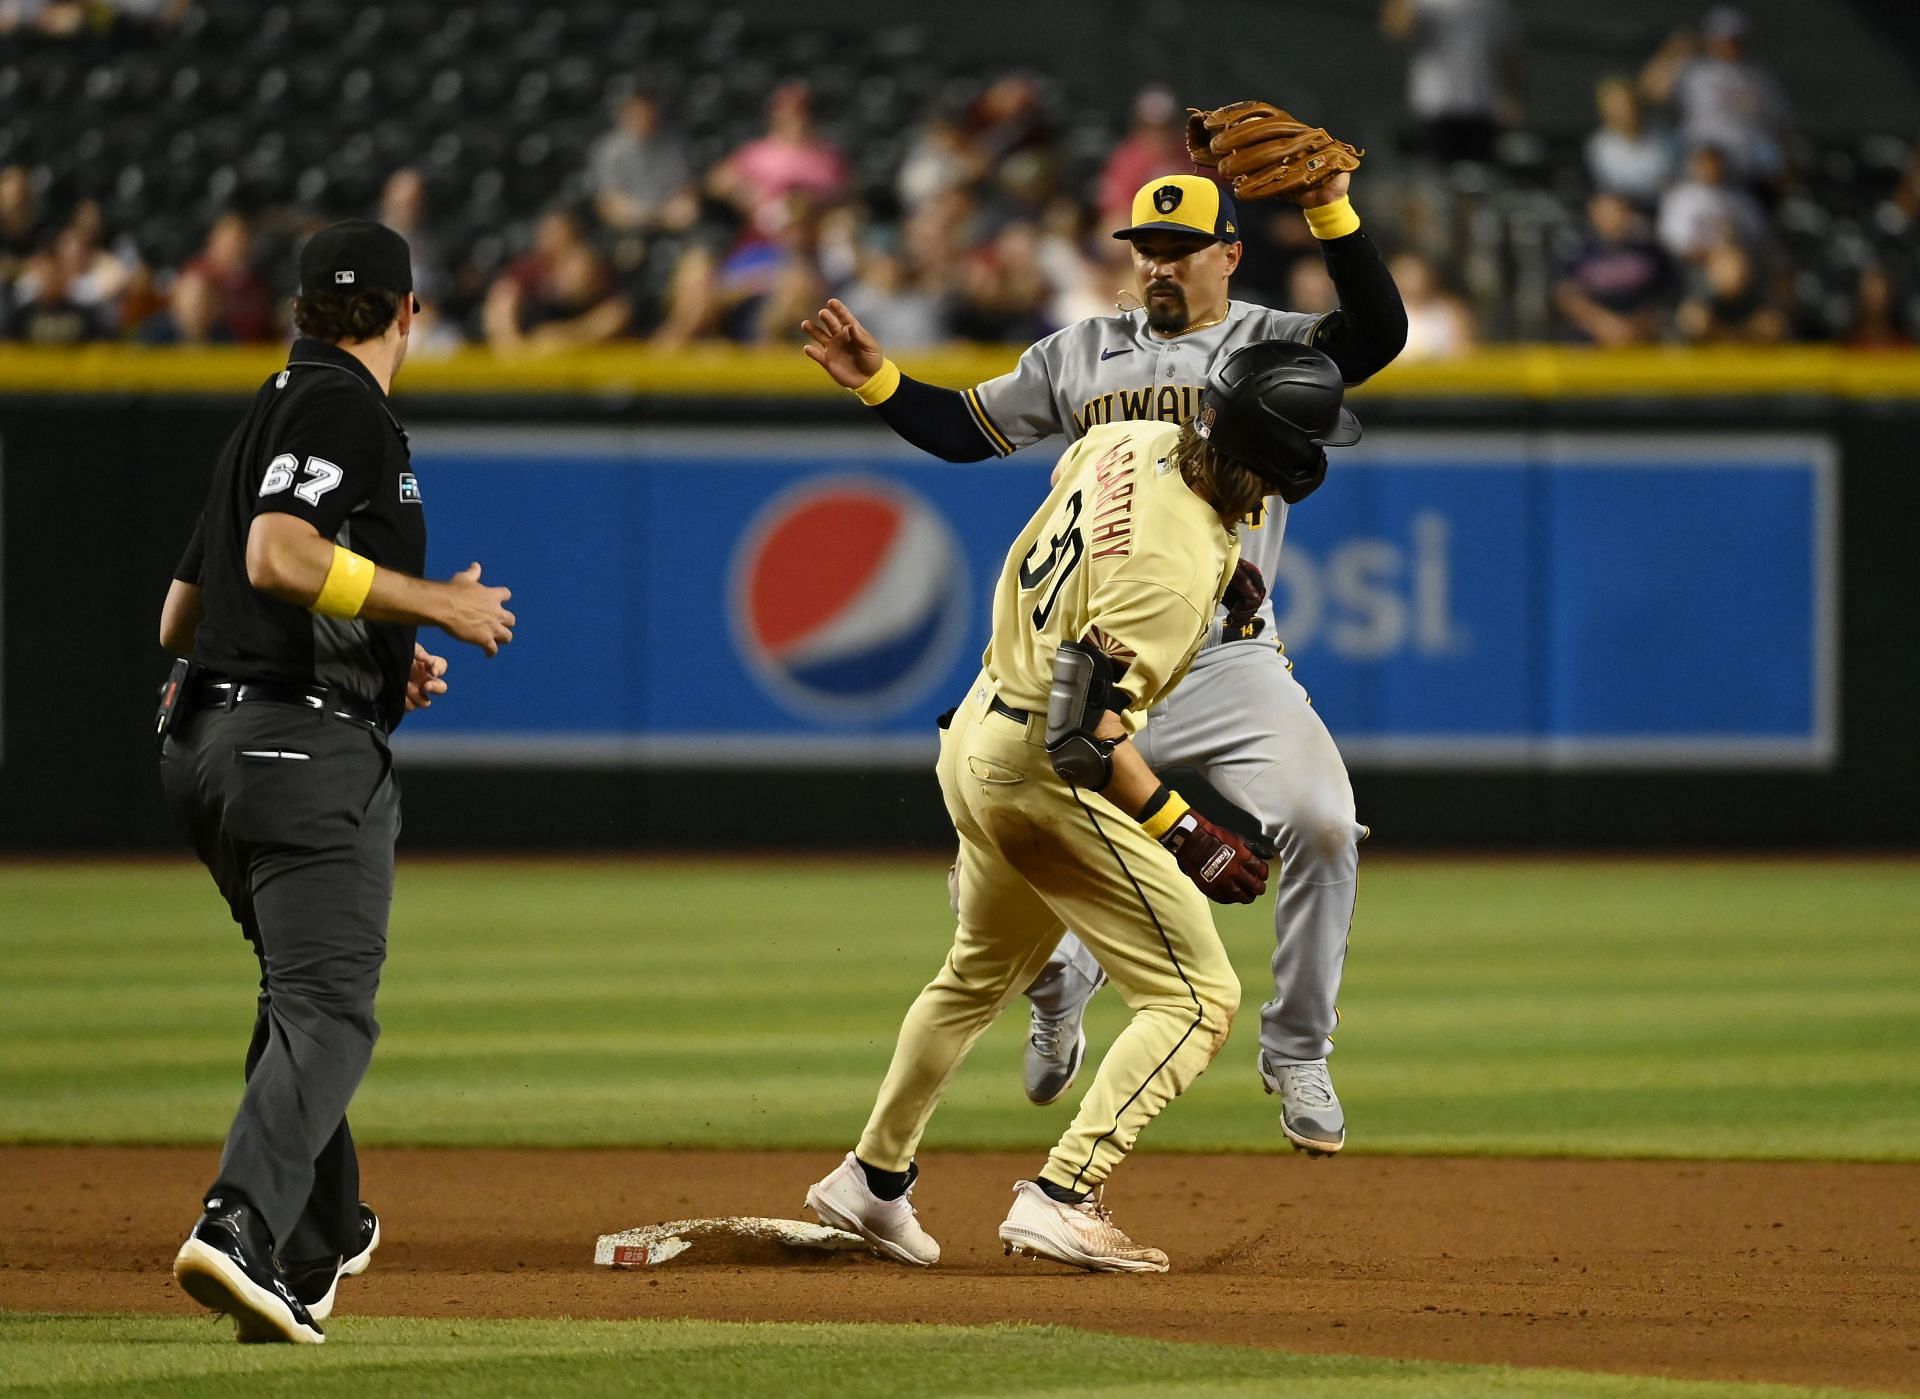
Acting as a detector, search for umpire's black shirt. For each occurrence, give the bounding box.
[177,338,425,731]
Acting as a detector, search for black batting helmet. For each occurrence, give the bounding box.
[1195,341,1361,504]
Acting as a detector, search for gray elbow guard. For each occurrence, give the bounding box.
[1045,640,1122,789]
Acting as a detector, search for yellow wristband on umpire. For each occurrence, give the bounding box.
[1303,196,1361,240]
[312,545,376,619]
[852,358,902,406]
[1138,788,1192,842]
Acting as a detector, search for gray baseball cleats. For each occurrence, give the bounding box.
[1023,967,1107,1105]
[1262,1054,1346,1155]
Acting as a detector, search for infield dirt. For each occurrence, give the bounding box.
[3,1146,1914,1394]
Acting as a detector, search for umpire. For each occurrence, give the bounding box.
[158,219,515,1344]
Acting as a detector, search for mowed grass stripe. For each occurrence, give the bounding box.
[1,859,1915,1158]
[0,1315,1891,1399]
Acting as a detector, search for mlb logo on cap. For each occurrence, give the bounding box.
[299,219,414,298]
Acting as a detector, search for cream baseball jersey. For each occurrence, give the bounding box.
[984,421,1240,728]
[964,300,1321,646]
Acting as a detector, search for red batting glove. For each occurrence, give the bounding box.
[1160,810,1270,903]
[1222,560,1267,640]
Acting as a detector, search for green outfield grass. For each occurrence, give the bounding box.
[1,857,1916,1158]
[0,1315,1893,1399]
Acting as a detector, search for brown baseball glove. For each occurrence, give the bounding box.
[1186,101,1364,201]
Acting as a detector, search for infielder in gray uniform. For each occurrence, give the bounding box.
[802,161,1405,1155]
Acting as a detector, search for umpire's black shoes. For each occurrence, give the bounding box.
[172,1195,324,1344]
[286,1204,381,1322]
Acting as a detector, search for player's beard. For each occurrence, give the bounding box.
[1144,280,1190,333]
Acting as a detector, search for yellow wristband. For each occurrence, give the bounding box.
[852,358,902,406]
[1139,790,1192,842]
[312,545,376,619]
[1302,196,1361,241]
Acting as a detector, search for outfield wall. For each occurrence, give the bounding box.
[2,347,1917,849]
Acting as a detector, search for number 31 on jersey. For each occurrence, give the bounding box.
[1019,490,1085,629]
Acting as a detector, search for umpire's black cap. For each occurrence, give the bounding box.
[299,219,413,298]
[1197,341,1361,495]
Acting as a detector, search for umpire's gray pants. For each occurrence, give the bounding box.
[161,699,398,1260]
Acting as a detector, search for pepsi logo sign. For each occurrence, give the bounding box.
[730,476,970,722]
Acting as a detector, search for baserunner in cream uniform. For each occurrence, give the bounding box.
[804,342,1364,1274]
[801,167,1406,1155]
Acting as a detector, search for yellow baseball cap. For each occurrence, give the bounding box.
[1111,173,1240,243]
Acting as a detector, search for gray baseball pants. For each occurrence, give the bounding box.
[161,699,398,1262]
[1028,639,1365,1068]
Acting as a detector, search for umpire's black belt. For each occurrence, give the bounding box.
[192,678,385,732]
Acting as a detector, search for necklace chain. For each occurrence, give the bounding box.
[1156,307,1229,339]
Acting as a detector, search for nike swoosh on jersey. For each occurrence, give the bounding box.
[1100,347,1134,360]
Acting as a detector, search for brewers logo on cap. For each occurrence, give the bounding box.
[1112,173,1240,243]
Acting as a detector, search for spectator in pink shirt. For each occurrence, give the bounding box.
[714,83,850,240]
[1096,87,1199,227]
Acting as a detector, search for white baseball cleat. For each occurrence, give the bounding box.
[998,1180,1169,1274]
[804,1152,940,1267]
[1262,1056,1346,1156]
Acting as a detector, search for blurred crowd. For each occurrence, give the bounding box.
[1553,8,1911,349]
[2,1,1915,355]
[1383,0,1916,351]
[0,0,187,36]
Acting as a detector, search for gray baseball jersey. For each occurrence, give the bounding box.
[966,299,1321,647]
[992,298,1365,1093]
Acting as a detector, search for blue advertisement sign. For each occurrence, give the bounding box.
[394,428,1835,771]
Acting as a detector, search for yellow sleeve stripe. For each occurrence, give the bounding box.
[1303,196,1361,240]
[1138,789,1192,841]
[964,387,1016,457]
[313,545,376,619]
[852,358,902,405]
